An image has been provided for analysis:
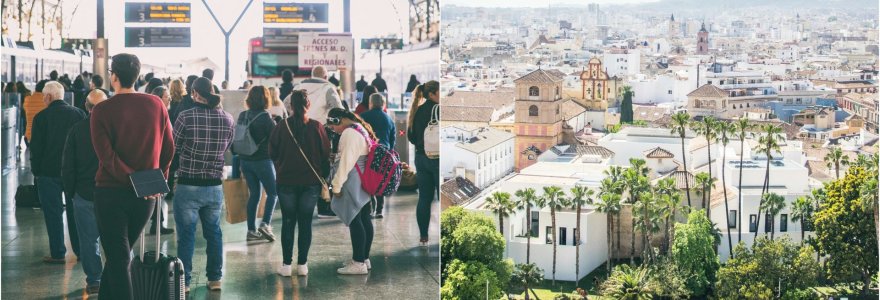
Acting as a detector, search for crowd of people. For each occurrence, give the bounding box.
[14,52,440,298]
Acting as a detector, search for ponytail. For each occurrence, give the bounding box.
[289,89,309,139]
[407,84,424,131]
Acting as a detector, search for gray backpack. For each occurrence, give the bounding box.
[233,111,267,156]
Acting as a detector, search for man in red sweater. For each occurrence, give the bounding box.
[90,53,175,299]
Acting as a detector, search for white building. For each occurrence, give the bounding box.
[603,50,641,77]
[440,126,516,188]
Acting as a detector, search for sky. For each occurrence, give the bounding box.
[62,0,411,83]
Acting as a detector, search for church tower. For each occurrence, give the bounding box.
[668,13,677,39]
[513,69,565,170]
[579,58,610,110]
[697,22,709,54]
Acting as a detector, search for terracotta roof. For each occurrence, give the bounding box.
[687,83,728,98]
[577,145,615,158]
[443,89,516,108]
[514,69,565,84]
[561,100,588,119]
[441,105,494,123]
[634,106,669,122]
[644,147,675,158]
[806,160,834,182]
[546,69,568,79]
[670,170,696,189]
[440,177,482,206]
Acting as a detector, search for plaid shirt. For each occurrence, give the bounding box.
[173,105,234,181]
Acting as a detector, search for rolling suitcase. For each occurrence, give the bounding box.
[131,199,185,300]
[15,184,41,208]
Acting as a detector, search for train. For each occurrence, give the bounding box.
[1,36,95,90]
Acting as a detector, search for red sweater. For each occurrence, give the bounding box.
[269,118,330,186]
[90,93,175,188]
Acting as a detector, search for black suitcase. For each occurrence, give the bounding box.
[15,184,41,208]
[132,199,185,300]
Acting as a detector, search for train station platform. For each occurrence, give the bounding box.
[1,152,440,299]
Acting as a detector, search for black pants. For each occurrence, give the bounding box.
[415,153,439,239]
[278,185,319,265]
[349,203,374,263]
[371,196,385,214]
[94,187,156,300]
[65,196,80,257]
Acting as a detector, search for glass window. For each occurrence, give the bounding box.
[251,53,299,77]
[531,211,539,237]
[545,226,553,244]
[573,228,580,245]
[559,227,567,245]
[728,210,737,228]
[780,214,788,232]
[765,213,773,233]
[749,214,757,232]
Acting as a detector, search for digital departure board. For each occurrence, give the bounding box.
[262,27,328,48]
[263,3,329,24]
[125,27,191,47]
[125,2,191,23]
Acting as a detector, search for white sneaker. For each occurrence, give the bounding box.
[337,261,368,275]
[297,263,309,276]
[341,258,371,270]
[277,264,293,277]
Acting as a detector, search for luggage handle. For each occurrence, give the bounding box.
[140,196,162,263]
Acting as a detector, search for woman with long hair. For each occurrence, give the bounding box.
[407,80,440,246]
[268,90,330,276]
[266,86,289,122]
[233,86,279,242]
[354,85,378,114]
[327,107,377,275]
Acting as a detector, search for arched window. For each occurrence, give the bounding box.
[529,86,540,96]
[529,105,539,116]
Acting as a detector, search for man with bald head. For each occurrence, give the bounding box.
[31,81,87,264]
[290,65,343,218]
[61,90,107,294]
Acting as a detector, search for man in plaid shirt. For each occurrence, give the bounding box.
[171,77,234,292]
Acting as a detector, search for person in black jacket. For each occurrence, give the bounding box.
[356,75,368,93]
[405,74,420,93]
[232,85,279,242]
[61,90,107,295]
[406,80,439,246]
[279,69,295,103]
[371,73,387,93]
[31,81,87,263]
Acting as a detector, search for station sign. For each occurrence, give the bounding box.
[124,27,191,47]
[360,38,404,50]
[262,27,327,48]
[263,2,329,24]
[125,2,191,23]
[298,33,353,71]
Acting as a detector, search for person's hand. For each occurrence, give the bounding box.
[144,194,162,201]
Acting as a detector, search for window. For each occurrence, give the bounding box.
[728,210,737,228]
[555,86,560,98]
[749,215,758,232]
[531,211,539,237]
[668,90,673,94]
[573,228,580,245]
[765,213,773,233]
[546,226,554,244]
[780,214,788,232]
[529,105,539,116]
[529,86,540,96]
[559,227,567,245]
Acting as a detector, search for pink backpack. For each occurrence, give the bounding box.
[351,125,403,196]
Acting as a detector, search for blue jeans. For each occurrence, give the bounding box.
[240,159,278,231]
[73,194,102,286]
[277,185,319,265]
[36,176,67,258]
[173,184,224,286]
[415,153,439,239]
[230,155,241,179]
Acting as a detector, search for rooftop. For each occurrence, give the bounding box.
[441,105,495,123]
[687,83,728,98]
[454,127,515,154]
[514,68,565,84]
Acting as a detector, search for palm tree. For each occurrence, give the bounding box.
[514,188,539,264]
[692,116,717,183]
[653,177,679,253]
[569,185,594,284]
[633,190,660,263]
[790,196,814,246]
[824,146,850,179]
[543,185,567,286]
[753,124,783,239]
[595,182,621,273]
[485,191,515,235]
[600,265,653,300]
[714,120,735,257]
[760,193,786,240]
[513,263,545,300]
[624,159,649,264]
[694,172,716,218]
[603,166,626,254]
[670,111,693,207]
[733,117,753,244]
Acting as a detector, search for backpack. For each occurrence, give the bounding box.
[351,125,403,196]
[232,111,267,156]
[423,104,440,159]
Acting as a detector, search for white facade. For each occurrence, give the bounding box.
[440,126,516,188]
[602,52,641,77]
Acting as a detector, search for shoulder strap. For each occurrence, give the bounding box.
[350,124,376,147]
[429,104,439,125]
[245,111,268,128]
[284,120,327,185]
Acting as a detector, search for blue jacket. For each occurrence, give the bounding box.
[359,108,396,149]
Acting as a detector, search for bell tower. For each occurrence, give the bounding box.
[513,69,565,170]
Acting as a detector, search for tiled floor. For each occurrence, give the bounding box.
[1,153,440,299]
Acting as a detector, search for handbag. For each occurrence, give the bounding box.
[284,119,331,201]
[222,178,267,224]
[423,104,440,159]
